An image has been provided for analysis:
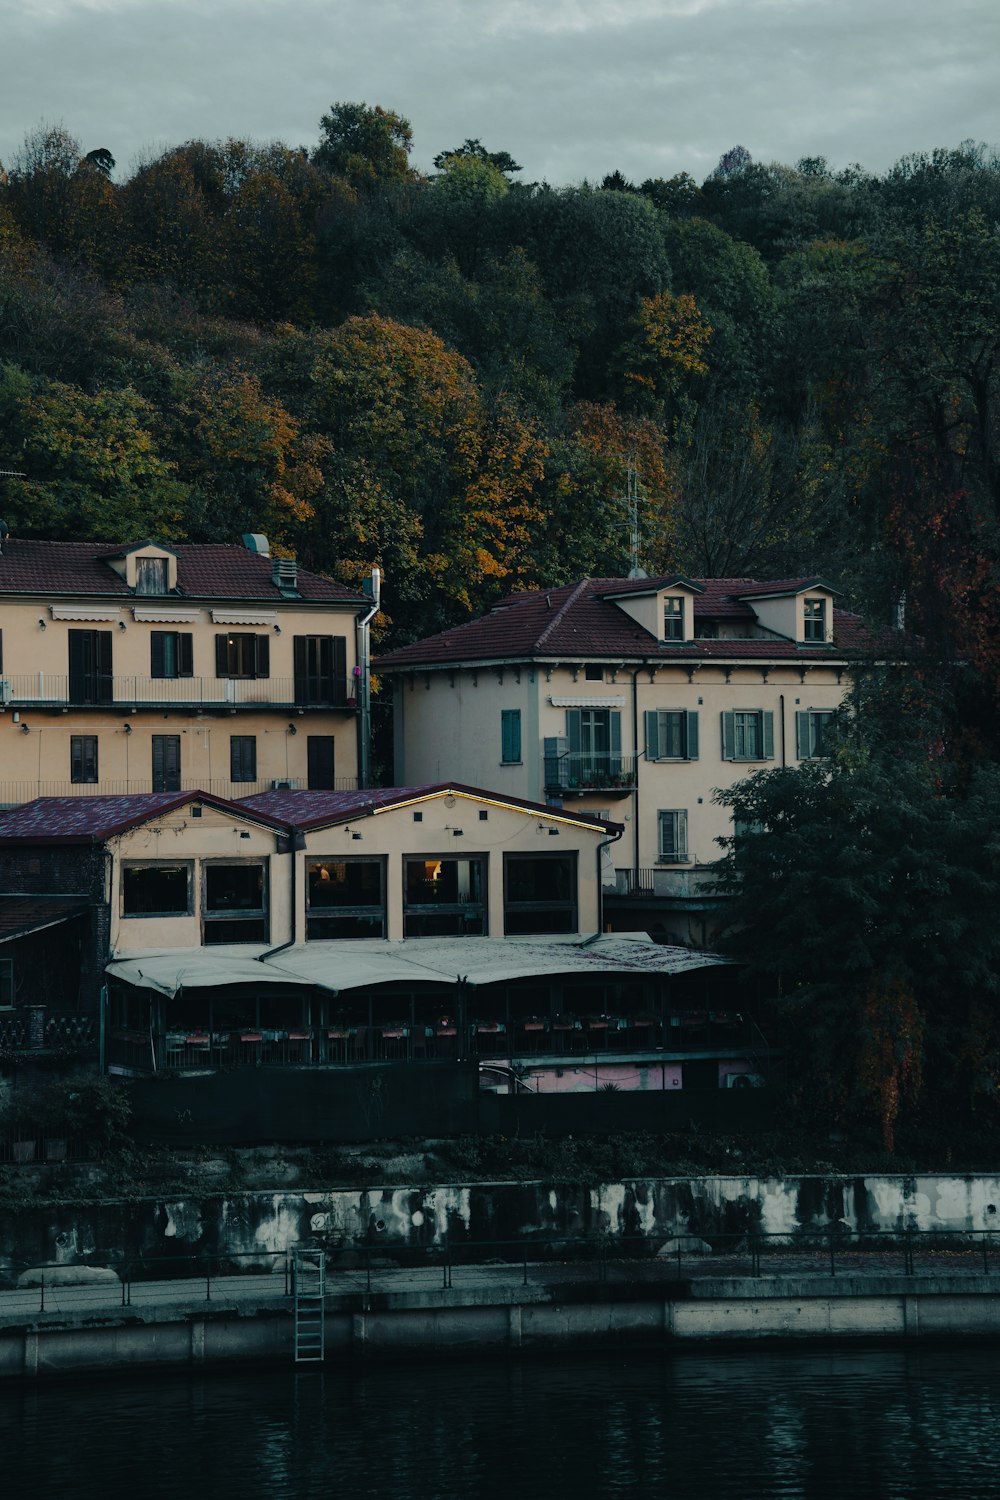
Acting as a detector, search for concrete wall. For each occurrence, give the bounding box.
[4,1174,1000,1280]
[7,1277,1000,1383]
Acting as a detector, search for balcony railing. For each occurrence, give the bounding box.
[543,751,638,798]
[0,673,357,710]
[610,867,720,900]
[0,776,358,807]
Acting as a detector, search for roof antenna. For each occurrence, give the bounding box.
[622,446,647,579]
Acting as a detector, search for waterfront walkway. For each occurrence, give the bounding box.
[3,1243,999,1325]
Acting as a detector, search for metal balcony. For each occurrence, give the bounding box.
[543,751,638,799]
[0,673,358,711]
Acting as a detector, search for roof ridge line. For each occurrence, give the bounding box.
[535,578,592,649]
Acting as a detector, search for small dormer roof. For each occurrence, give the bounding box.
[737,577,841,601]
[598,576,705,601]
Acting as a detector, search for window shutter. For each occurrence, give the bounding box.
[676,809,688,860]
[501,709,521,763]
[255,634,270,679]
[215,635,229,678]
[178,633,193,677]
[796,711,810,759]
[722,711,736,760]
[293,637,307,701]
[644,710,660,760]
[685,711,699,760]
[762,711,775,759]
[150,633,164,678]
[332,635,347,703]
[566,709,582,753]
[609,711,622,753]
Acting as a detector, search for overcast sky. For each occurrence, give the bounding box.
[2,0,998,186]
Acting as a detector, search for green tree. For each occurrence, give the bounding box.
[313,102,417,189]
[432,139,521,176]
[714,694,1000,1148]
[0,365,184,537]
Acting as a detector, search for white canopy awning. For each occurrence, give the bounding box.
[106,934,729,999]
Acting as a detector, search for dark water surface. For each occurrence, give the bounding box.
[5,1348,1000,1499]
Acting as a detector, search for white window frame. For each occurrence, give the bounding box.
[657,809,689,864]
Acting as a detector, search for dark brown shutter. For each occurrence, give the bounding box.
[215,635,229,677]
[178,633,193,677]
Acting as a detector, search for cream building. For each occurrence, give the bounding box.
[0,787,752,1109]
[0,532,375,803]
[377,575,872,941]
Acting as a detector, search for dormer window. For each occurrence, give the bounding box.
[663,598,684,641]
[803,598,826,642]
[136,557,168,595]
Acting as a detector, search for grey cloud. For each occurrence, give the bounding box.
[1,0,997,185]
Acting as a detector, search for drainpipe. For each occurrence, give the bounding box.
[779,693,786,767]
[631,667,642,888]
[357,566,382,790]
[596,824,624,935]
[258,827,304,961]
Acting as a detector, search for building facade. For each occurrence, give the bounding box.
[0,788,765,1107]
[0,533,372,805]
[377,575,871,942]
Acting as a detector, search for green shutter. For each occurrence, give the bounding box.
[215,635,229,677]
[676,809,688,860]
[609,711,622,753]
[796,711,810,759]
[501,709,521,763]
[566,709,582,753]
[255,634,270,679]
[722,711,736,760]
[762,711,775,759]
[685,712,699,760]
[178,633,193,677]
[644,710,660,760]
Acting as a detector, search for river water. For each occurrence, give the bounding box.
[5,1348,999,1498]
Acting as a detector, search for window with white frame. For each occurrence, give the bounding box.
[657,809,689,863]
[803,597,827,642]
[796,709,835,759]
[645,709,698,761]
[721,710,774,762]
[662,597,685,640]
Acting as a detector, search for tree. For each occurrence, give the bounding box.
[432,139,521,176]
[313,102,417,188]
[713,695,1000,1149]
[0,366,184,538]
[613,289,712,427]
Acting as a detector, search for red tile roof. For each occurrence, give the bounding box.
[0,540,365,604]
[0,792,287,844]
[238,784,619,833]
[376,577,877,668]
[0,896,89,943]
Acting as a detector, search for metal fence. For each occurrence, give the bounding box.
[0,674,357,710]
[5,1226,1000,1314]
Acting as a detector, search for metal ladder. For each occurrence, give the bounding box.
[292,1248,326,1364]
